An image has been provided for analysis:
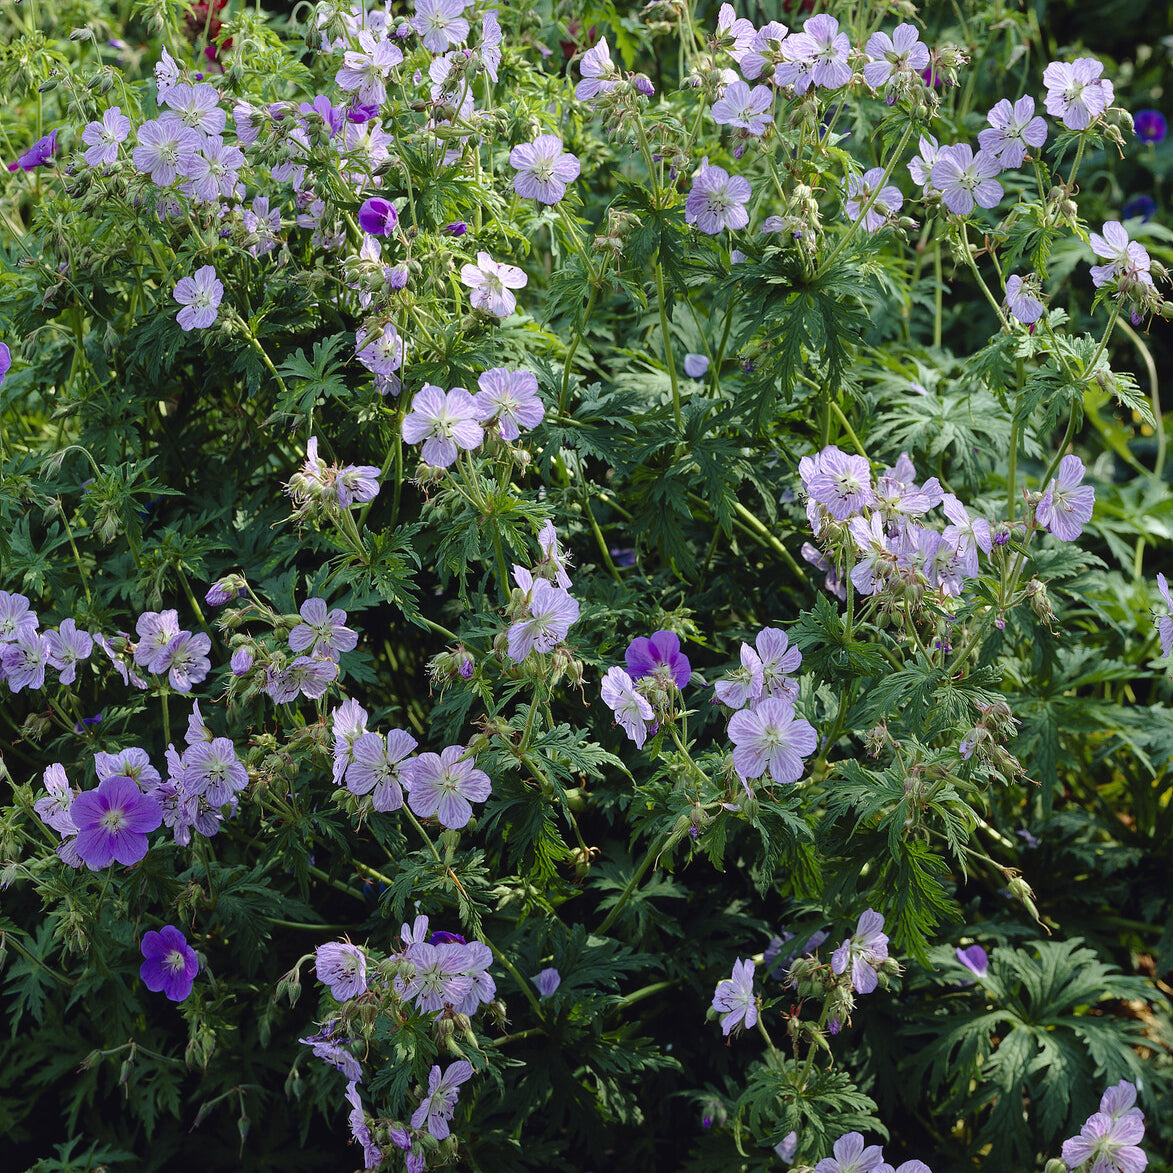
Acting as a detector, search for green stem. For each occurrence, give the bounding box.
[560,283,599,414]
[596,830,673,937]
[655,260,683,430]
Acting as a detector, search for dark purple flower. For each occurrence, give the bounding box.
[625,630,691,688]
[1123,194,1157,222]
[140,925,199,1000]
[8,130,57,172]
[1134,109,1167,145]
[429,930,467,945]
[300,94,345,138]
[70,775,163,869]
[358,196,398,235]
[0,342,10,386]
[533,967,561,996]
[74,712,103,733]
[610,547,636,568]
[442,220,468,236]
[956,944,989,978]
[347,102,380,124]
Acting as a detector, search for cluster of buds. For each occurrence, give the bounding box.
[285,437,380,520]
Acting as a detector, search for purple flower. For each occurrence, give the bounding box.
[183,738,249,806]
[600,666,655,748]
[831,909,889,995]
[979,96,1047,169]
[1043,57,1113,130]
[460,252,528,317]
[511,135,581,204]
[71,775,163,869]
[844,167,903,232]
[474,367,545,441]
[346,728,417,811]
[814,1133,886,1173]
[533,967,561,997]
[82,107,132,167]
[1123,194,1157,222]
[0,342,10,387]
[683,353,709,378]
[299,1023,364,1082]
[1156,573,1173,658]
[402,384,483,467]
[1005,274,1045,324]
[711,81,774,136]
[0,590,37,642]
[1061,1110,1146,1173]
[1089,221,1152,289]
[412,0,469,53]
[316,941,368,1000]
[756,627,801,700]
[8,130,57,172]
[357,196,398,235]
[43,618,93,686]
[728,697,817,787]
[410,1060,473,1140]
[626,629,691,688]
[711,957,757,1035]
[132,119,201,186]
[715,642,764,709]
[862,23,929,89]
[1134,109,1167,145]
[406,745,492,829]
[507,579,580,661]
[289,598,358,662]
[140,925,199,1001]
[2,632,50,692]
[576,37,620,101]
[156,630,212,693]
[1036,454,1095,542]
[955,944,989,978]
[931,144,1003,215]
[173,266,224,331]
[685,165,751,234]
[356,319,405,376]
[442,220,468,236]
[230,646,253,675]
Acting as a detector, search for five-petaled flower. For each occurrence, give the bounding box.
[510,135,581,204]
[406,745,492,829]
[173,266,224,331]
[71,775,163,869]
[140,925,199,1001]
[1036,454,1095,543]
[711,957,757,1035]
[460,252,528,317]
[401,384,483,467]
[411,1060,473,1140]
[685,165,752,235]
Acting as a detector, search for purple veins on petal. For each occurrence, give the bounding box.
[70,774,163,869]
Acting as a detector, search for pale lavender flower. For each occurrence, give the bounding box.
[931,144,1004,215]
[955,944,988,977]
[230,647,253,675]
[451,939,496,1014]
[831,909,889,995]
[402,941,474,1013]
[711,957,757,1035]
[1099,1080,1144,1123]
[686,165,751,234]
[776,14,851,93]
[173,265,224,331]
[316,941,368,1000]
[269,655,338,702]
[160,83,226,136]
[1089,221,1152,289]
[132,119,201,186]
[346,728,417,811]
[807,446,874,520]
[336,31,403,107]
[844,167,903,232]
[683,353,709,378]
[135,610,181,670]
[715,642,764,709]
[183,737,248,806]
[536,520,573,589]
[511,135,581,204]
[848,512,890,596]
[711,80,774,135]
[345,1081,382,1170]
[411,1060,473,1140]
[740,21,789,81]
[460,252,527,318]
[40,618,90,687]
[402,384,483,467]
[289,598,358,662]
[336,465,380,505]
[814,1133,887,1173]
[184,138,245,202]
[1043,58,1113,130]
[776,1132,799,1164]
[35,763,76,836]
[908,133,941,191]
[715,4,755,61]
[862,23,929,89]
[156,630,211,693]
[332,698,369,785]
[95,747,161,792]
[507,579,580,660]
[728,697,817,787]
[413,0,469,53]
[533,967,561,996]
[756,627,801,700]
[2,632,50,691]
[979,96,1047,169]
[154,47,180,102]
[877,1162,933,1173]
[600,666,655,748]
[0,590,37,643]
[299,1023,364,1082]
[242,196,281,257]
[1005,274,1045,324]
[82,106,132,167]
[1156,573,1173,658]
[407,746,491,829]
[1061,1110,1146,1173]
[1036,454,1095,542]
[474,367,544,440]
[576,37,620,100]
[480,10,502,82]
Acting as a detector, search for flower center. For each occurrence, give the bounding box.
[100,806,128,833]
[164,948,187,974]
